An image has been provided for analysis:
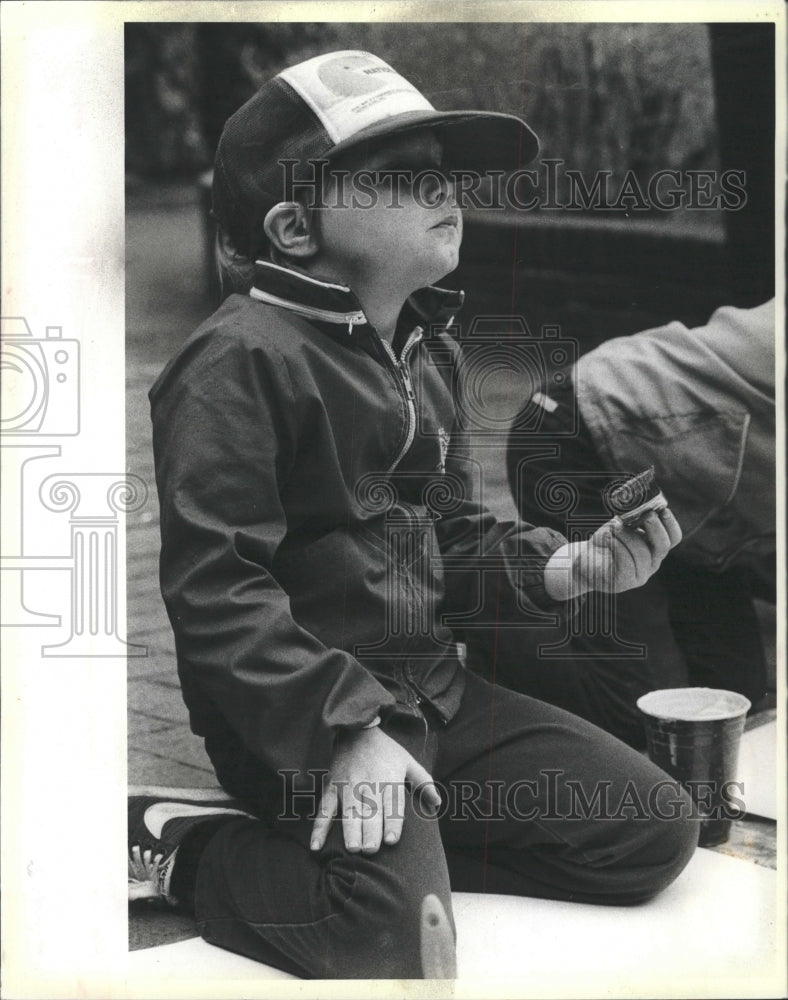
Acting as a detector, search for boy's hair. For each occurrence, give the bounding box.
[212,49,538,262]
[215,169,325,298]
[215,226,256,298]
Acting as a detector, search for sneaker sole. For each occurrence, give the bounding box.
[129,784,236,802]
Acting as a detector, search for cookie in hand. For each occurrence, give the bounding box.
[604,467,668,527]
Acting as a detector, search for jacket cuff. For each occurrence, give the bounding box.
[518,553,584,617]
[326,681,396,734]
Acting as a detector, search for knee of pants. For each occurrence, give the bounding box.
[196,810,455,980]
[323,864,450,978]
[316,818,456,977]
[630,792,700,901]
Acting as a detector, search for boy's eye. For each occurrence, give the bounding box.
[361,162,449,186]
[369,167,446,183]
[359,168,452,206]
[375,157,444,174]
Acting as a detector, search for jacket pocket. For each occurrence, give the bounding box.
[600,408,749,542]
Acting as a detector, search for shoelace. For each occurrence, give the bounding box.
[128,844,178,906]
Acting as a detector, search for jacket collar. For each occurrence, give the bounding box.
[249,260,464,337]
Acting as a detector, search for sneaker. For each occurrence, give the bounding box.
[128,794,252,907]
[420,893,456,979]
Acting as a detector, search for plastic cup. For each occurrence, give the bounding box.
[636,687,751,847]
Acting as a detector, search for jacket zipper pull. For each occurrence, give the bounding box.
[400,363,416,402]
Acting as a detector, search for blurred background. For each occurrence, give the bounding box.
[126,22,774,366]
[125,21,776,790]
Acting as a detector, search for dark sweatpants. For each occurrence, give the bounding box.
[189,671,698,979]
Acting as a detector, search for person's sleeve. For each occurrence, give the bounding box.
[151,330,396,782]
[434,432,583,629]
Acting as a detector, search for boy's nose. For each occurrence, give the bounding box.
[420,170,456,209]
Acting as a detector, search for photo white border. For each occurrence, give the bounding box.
[1,2,785,998]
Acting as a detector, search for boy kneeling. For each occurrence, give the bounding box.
[129,51,697,979]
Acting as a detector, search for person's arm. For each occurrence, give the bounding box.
[151,328,396,786]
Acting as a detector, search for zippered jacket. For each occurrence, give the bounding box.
[150,262,576,786]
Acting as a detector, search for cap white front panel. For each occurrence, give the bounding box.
[278,51,435,144]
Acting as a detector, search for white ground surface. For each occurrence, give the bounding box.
[124,846,781,998]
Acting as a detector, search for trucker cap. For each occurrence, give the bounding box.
[213,49,540,256]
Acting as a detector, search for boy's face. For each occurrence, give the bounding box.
[315,129,462,293]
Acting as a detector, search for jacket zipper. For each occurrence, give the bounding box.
[380,328,424,474]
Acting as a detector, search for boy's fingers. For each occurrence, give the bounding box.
[361,786,383,854]
[640,511,672,566]
[606,521,654,588]
[383,780,405,846]
[310,784,338,850]
[658,506,683,547]
[421,781,442,815]
[598,521,637,582]
[407,760,441,815]
[341,789,363,853]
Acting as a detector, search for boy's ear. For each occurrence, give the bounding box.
[263,202,319,259]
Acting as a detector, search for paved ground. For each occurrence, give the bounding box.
[126,184,219,787]
[126,183,777,950]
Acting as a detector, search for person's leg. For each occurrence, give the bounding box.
[664,561,768,706]
[140,710,454,980]
[435,671,699,904]
[192,790,451,978]
[477,574,689,748]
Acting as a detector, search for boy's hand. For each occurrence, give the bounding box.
[310,726,441,855]
[544,508,682,600]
